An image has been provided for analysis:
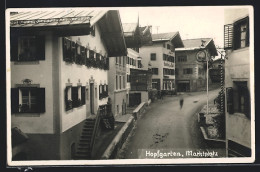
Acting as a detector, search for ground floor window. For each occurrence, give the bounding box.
[11,87,45,113]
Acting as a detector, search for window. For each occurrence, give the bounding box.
[119,56,122,65]
[150,53,156,61]
[123,76,126,88]
[117,105,119,115]
[99,84,108,99]
[152,68,159,75]
[127,74,130,82]
[232,82,250,117]
[11,87,45,113]
[116,56,119,64]
[11,35,45,61]
[116,75,118,90]
[119,76,122,89]
[171,69,175,75]
[167,44,171,49]
[183,68,192,74]
[123,56,125,67]
[163,54,167,61]
[71,86,85,108]
[233,17,249,50]
[177,55,187,62]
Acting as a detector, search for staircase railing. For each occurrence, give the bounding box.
[90,107,101,156]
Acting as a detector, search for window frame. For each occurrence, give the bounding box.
[150,53,156,61]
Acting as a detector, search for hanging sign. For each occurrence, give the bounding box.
[196,50,207,62]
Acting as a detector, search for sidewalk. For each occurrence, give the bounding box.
[91,113,133,159]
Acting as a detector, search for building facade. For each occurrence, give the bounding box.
[108,55,127,119]
[224,8,252,157]
[9,10,127,160]
[139,32,184,94]
[209,58,225,83]
[175,38,218,92]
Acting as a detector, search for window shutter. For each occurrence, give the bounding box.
[246,17,250,47]
[72,87,78,107]
[10,34,18,61]
[37,88,46,113]
[65,86,68,104]
[106,85,108,95]
[226,87,234,114]
[63,38,67,61]
[233,22,241,50]
[11,88,19,113]
[36,35,45,60]
[71,42,76,62]
[81,86,86,105]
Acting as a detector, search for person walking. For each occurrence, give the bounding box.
[179,94,184,109]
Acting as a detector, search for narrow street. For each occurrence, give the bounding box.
[124,89,220,159]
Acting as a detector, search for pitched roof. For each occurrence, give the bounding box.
[176,38,218,56]
[182,38,212,49]
[152,32,178,41]
[10,10,107,27]
[152,32,184,48]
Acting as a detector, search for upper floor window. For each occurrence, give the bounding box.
[183,68,192,74]
[233,17,249,50]
[11,87,45,113]
[150,53,156,61]
[11,35,45,61]
[177,55,187,62]
[152,68,159,75]
[167,44,171,49]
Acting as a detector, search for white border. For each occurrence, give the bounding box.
[6,6,255,166]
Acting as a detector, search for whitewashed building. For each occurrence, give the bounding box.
[224,8,252,157]
[9,10,127,160]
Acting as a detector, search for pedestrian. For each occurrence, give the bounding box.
[179,94,184,109]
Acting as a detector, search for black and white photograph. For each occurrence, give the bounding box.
[6,6,254,166]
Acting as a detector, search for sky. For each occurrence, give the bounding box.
[119,6,225,57]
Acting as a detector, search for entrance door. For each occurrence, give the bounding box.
[90,83,94,114]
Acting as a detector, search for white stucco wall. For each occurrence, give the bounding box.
[11,33,55,134]
[224,7,252,150]
[59,24,109,132]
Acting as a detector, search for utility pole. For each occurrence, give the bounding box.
[155,26,160,34]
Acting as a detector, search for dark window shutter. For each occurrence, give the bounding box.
[11,88,19,113]
[10,34,18,61]
[81,86,86,105]
[106,85,108,95]
[37,88,46,113]
[71,42,76,62]
[72,87,78,107]
[63,38,71,62]
[64,87,69,110]
[246,17,250,47]
[36,35,45,60]
[233,22,241,50]
[226,87,234,114]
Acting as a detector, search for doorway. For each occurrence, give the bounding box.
[90,83,94,114]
